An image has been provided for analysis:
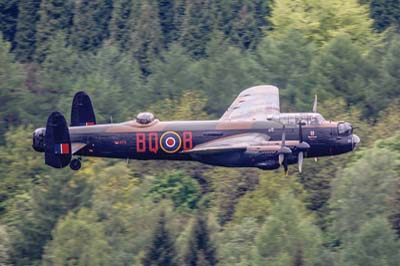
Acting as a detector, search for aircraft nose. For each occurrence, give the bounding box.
[352,134,360,150]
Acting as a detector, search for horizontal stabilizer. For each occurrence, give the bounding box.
[45,112,71,168]
[71,142,87,154]
[71,91,96,126]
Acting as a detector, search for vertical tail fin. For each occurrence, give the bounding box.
[45,112,71,168]
[70,91,96,126]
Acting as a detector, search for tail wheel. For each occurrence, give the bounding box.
[70,158,81,171]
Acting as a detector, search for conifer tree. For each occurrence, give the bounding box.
[270,0,375,48]
[70,0,113,52]
[0,0,19,43]
[253,193,323,266]
[0,225,10,266]
[340,217,400,266]
[129,1,162,75]
[34,0,74,62]
[13,0,41,61]
[109,0,134,51]
[255,30,316,108]
[378,36,400,106]
[309,34,376,110]
[182,214,218,266]
[216,0,271,49]
[329,148,399,241]
[370,0,400,32]
[180,0,215,58]
[0,36,23,142]
[11,170,90,265]
[158,0,177,47]
[42,209,111,266]
[142,211,177,266]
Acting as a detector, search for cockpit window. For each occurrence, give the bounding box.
[338,122,353,136]
[275,113,325,126]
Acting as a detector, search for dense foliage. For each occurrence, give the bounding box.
[0,0,399,265]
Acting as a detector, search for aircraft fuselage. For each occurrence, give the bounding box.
[55,119,356,169]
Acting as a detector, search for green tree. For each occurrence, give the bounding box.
[0,126,48,215]
[203,168,259,225]
[255,30,316,109]
[375,133,400,235]
[195,43,261,115]
[0,0,19,43]
[252,193,323,266]
[228,1,264,49]
[148,90,209,121]
[180,0,215,58]
[181,214,218,266]
[34,0,74,62]
[9,169,90,265]
[270,0,375,48]
[27,33,86,122]
[370,36,400,113]
[146,45,197,104]
[109,0,134,51]
[0,36,23,142]
[339,216,400,266]
[0,224,11,266]
[42,209,111,266]
[148,171,201,211]
[129,1,162,75]
[233,171,304,224]
[217,218,259,266]
[142,211,177,266]
[329,147,399,241]
[309,34,378,113]
[71,74,127,123]
[82,44,143,114]
[370,0,400,32]
[158,0,178,47]
[13,0,41,61]
[70,0,113,52]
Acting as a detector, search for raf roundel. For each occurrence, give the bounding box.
[160,131,182,154]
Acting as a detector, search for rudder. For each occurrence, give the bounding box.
[45,112,71,168]
[70,91,96,126]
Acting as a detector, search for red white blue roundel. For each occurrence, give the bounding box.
[160,131,182,154]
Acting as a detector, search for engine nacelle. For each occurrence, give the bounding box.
[32,128,46,152]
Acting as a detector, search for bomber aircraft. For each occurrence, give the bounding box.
[32,85,360,174]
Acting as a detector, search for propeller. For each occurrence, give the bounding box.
[296,121,310,173]
[278,125,292,176]
[312,94,318,113]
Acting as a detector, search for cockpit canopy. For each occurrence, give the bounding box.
[269,113,325,126]
[338,122,353,136]
[136,112,155,125]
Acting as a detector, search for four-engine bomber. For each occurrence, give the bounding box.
[33,85,360,174]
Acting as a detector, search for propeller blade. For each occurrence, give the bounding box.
[282,125,286,147]
[313,95,318,113]
[284,157,289,176]
[279,153,284,165]
[298,121,303,143]
[298,152,304,173]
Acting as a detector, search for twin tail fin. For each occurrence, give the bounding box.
[70,91,96,126]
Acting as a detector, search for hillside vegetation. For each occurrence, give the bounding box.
[0,0,399,265]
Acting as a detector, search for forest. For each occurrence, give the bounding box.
[0,0,399,265]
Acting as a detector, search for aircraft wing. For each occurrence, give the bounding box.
[220,85,280,121]
[182,133,300,155]
[71,143,87,154]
